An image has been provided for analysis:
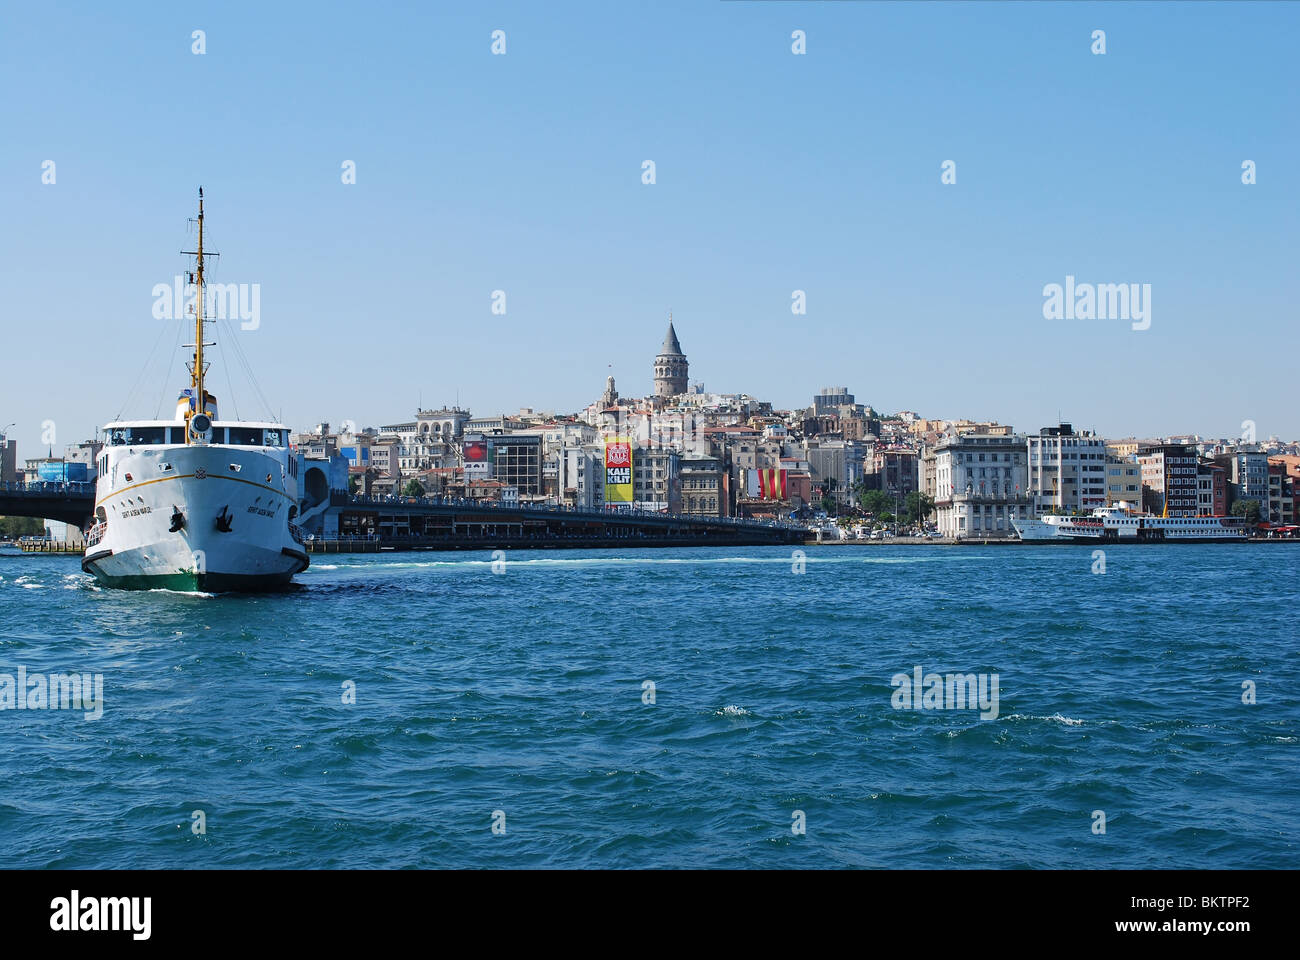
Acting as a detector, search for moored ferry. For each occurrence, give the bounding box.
[1013,504,1248,543]
[82,190,309,591]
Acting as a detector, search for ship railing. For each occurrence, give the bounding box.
[86,522,107,547]
[288,522,307,545]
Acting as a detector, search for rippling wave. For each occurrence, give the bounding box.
[0,543,1296,868]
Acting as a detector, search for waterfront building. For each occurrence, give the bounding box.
[1104,458,1143,508]
[680,457,725,516]
[466,414,526,434]
[556,443,603,510]
[924,433,1031,538]
[1137,442,1200,517]
[951,420,1014,437]
[378,408,468,476]
[1108,438,1141,461]
[368,437,400,477]
[337,430,372,469]
[1214,447,1271,519]
[633,446,681,511]
[1196,462,1227,516]
[1268,455,1300,516]
[63,439,103,473]
[865,445,919,501]
[730,437,784,473]
[1026,424,1108,514]
[1268,462,1289,524]
[417,407,470,440]
[294,429,339,460]
[0,433,15,484]
[486,433,543,496]
[805,438,865,508]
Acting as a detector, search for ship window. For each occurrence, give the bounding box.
[228,428,264,446]
[127,427,167,444]
[169,427,186,443]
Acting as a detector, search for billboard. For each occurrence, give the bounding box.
[604,439,633,503]
[463,435,491,480]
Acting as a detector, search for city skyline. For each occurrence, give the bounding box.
[4,313,1298,457]
[4,311,1294,456]
[3,1,1297,453]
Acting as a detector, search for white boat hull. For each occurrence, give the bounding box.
[83,443,307,591]
[1013,510,1247,543]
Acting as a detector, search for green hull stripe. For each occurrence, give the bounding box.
[89,569,296,593]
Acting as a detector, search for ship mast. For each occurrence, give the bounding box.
[194,188,206,412]
[181,187,217,438]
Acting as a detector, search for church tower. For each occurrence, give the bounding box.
[653,316,689,398]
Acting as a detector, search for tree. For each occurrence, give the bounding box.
[860,489,892,516]
[904,492,935,524]
[402,479,425,498]
[1230,499,1261,523]
[348,475,360,495]
[0,515,45,538]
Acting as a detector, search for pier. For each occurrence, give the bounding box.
[14,539,84,554]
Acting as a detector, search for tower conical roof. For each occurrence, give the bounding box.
[659,320,683,356]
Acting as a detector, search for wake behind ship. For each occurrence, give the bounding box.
[82,190,309,591]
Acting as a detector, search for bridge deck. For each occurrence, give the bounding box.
[0,483,805,549]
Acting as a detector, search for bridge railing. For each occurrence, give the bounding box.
[334,492,803,531]
[0,481,96,497]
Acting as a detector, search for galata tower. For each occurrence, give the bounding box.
[653,316,689,398]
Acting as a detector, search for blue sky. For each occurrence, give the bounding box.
[2,1,1297,457]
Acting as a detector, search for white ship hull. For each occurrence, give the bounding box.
[1013,509,1247,543]
[83,442,307,592]
[1013,517,1104,541]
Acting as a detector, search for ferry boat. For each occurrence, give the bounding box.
[82,190,309,591]
[1013,504,1248,543]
